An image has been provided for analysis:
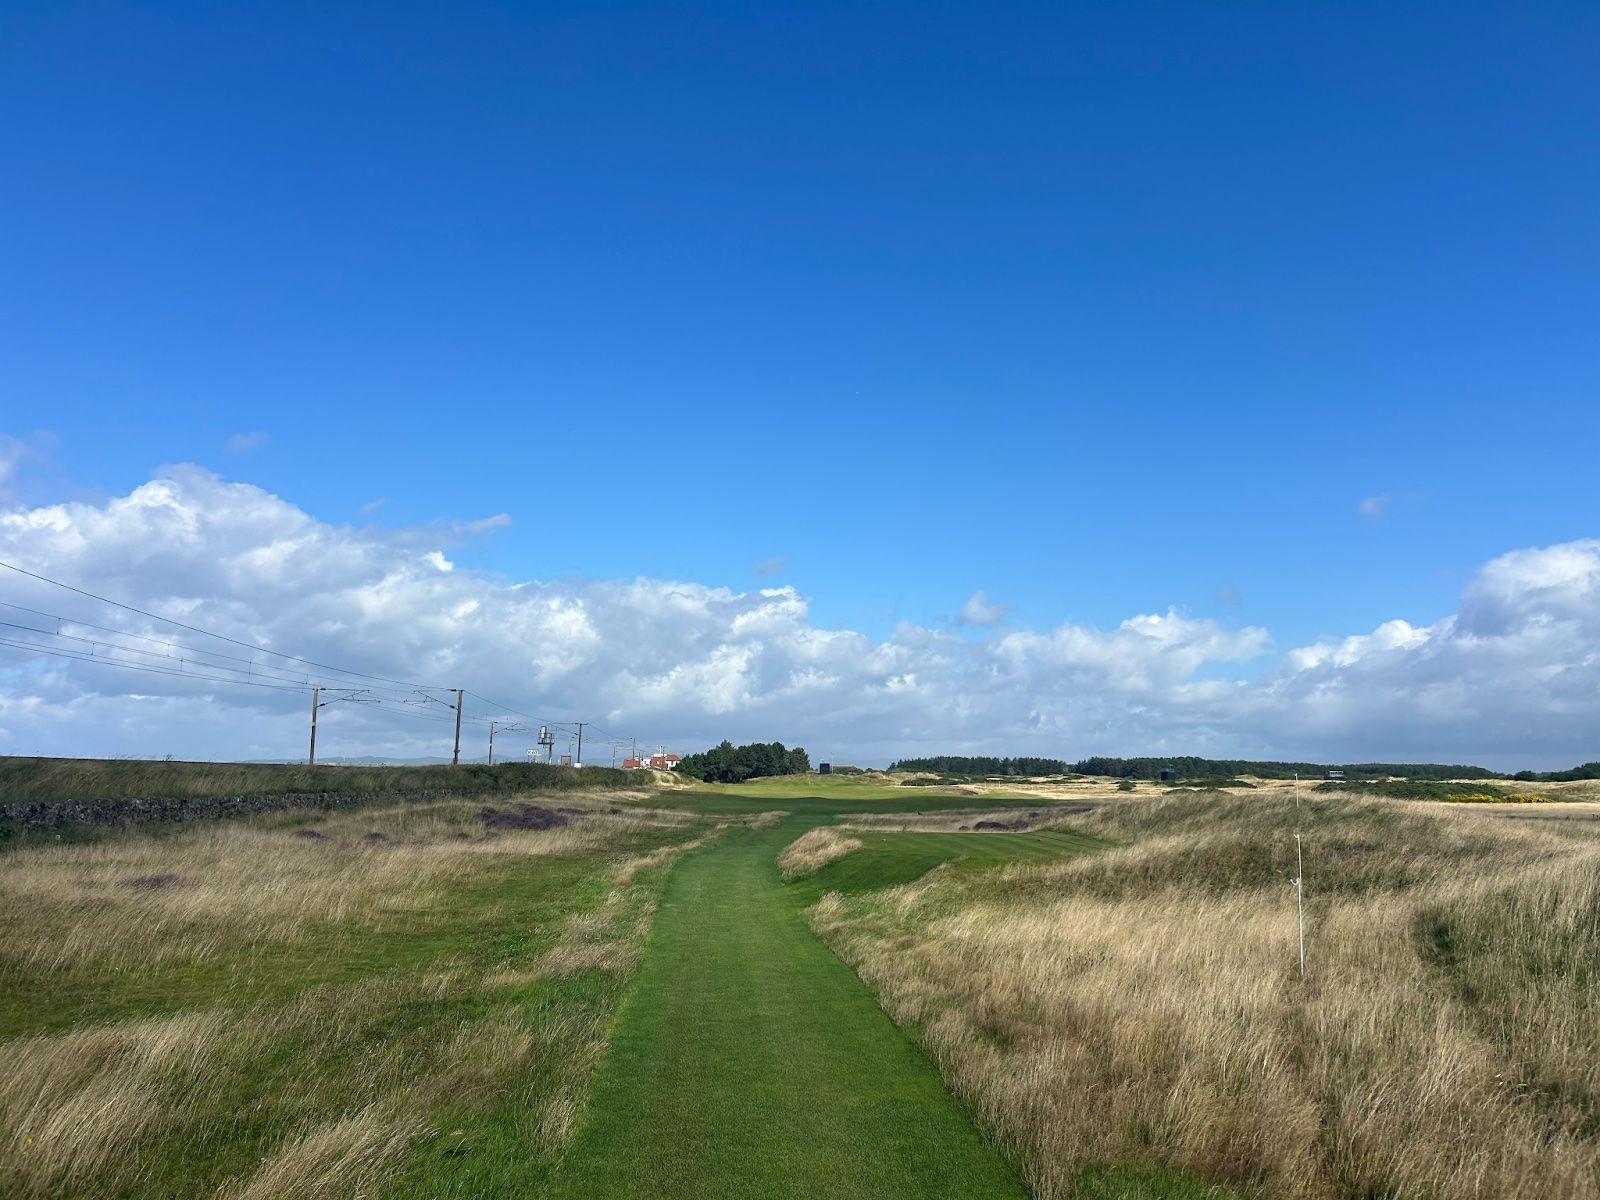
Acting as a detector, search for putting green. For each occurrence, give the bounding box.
[545,814,1080,1199]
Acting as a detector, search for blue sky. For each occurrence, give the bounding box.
[1,3,1598,766]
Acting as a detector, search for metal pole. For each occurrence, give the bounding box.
[451,688,463,766]
[488,720,496,766]
[308,687,319,766]
[575,722,585,767]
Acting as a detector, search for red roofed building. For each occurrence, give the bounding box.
[623,753,681,771]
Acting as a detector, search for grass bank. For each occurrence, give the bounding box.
[0,755,633,805]
[1316,778,1555,803]
[810,789,1600,1199]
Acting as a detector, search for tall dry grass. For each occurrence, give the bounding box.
[812,791,1600,1199]
[778,827,863,880]
[0,799,660,978]
[0,794,710,1199]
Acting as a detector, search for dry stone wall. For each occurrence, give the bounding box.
[1,788,465,831]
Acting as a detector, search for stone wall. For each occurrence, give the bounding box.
[0,788,468,831]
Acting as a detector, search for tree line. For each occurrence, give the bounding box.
[1071,757,1505,780]
[891,754,1509,780]
[1513,761,1600,782]
[890,755,1071,776]
[674,740,810,783]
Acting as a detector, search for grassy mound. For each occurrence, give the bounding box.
[1317,779,1554,803]
[777,827,864,880]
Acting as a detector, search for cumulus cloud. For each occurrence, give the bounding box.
[955,589,1010,627]
[1359,494,1390,519]
[754,555,785,579]
[0,466,1596,769]
[224,431,269,454]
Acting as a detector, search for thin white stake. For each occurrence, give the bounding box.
[1294,831,1306,979]
[1292,772,1307,979]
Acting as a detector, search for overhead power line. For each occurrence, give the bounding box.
[0,560,657,763]
[0,559,453,694]
[0,635,312,693]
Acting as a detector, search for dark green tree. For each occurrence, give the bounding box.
[675,739,813,783]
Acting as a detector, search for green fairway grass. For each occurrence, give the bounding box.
[545,815,1038,1200]
[793,828,1107,900]
[673,774,919,800]
[552,782,1231,1200]
[642,773,1044,817]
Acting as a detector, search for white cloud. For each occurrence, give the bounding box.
[0,467,1597,770]
[955,589,1010,627]
[224,431,269,454]
[754,555,785,579]
[0,431,55,493]
[358,497,389,517]
[0,436,30,486]
[1359,494,1390,519]
[455,513,511,536]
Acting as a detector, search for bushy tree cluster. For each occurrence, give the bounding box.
[674,740,810,783]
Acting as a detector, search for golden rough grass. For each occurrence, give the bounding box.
[777,827,864,881]
[0,794,709,1199]
[612,827,720,887]
[0,801,662,978]
[813,793,1600,1200]
[222,1106,420,1200]
[0,1009,231,1192]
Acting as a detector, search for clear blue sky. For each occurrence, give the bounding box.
[3,1,1597,649]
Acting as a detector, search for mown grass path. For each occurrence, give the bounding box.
[546,816,1029,1200]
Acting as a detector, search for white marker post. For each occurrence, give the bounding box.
[1294,831,1306,980]
[1293,772,1306,980]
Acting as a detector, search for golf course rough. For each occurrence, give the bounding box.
[547,815,1031,1200]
